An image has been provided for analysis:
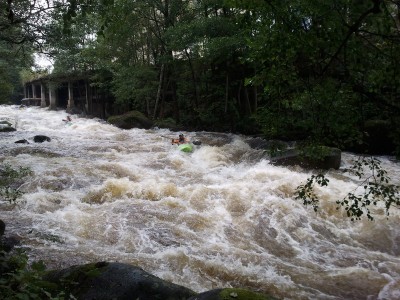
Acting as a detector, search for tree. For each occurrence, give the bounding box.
[227,0,400,152]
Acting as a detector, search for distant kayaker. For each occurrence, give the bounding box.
[172,134,189,145]
[62,116,72,123]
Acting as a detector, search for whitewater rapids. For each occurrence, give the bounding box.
[0,105,399,299]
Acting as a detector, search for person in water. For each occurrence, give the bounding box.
[171,134,189,145]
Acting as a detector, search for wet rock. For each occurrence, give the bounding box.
[107,111,153,130]
[0,120,13,126]
[45,261,196,300]
[246,137,290,152]
[270,147,341,170]
[15,139,29,144]
[0,220,21,252]
[0,219,5,236]
[192,140,202,146]
[33,135,51,143]
[188,288,278,300]
[0,121,16,132]
[1,235,21,252]
[0,125,16,132]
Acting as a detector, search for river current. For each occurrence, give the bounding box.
[0,105,399,299]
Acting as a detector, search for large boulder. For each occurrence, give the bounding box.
[108,111,153,130]
[45,261,196,300]
[271,146,341,170]
[188,288,278,300]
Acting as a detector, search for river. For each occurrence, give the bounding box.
[0,105,399,299]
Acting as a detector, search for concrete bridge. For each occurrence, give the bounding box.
[22,73,113,118]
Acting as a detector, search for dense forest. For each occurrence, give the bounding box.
[1,0,400,155]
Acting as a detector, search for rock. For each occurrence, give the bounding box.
[270,147,341,170]
[0,120,13,126]
[33,135,51,143]
[15,139,29,144]
[0,219,5,236]
[246,137,289,152]
[0,125,16,132]
[107,111,153,130]
[192,140,202,146]
[0,121,15,132]
[45,262,196,300]
[188,288,278,300]
[1,235,21,252]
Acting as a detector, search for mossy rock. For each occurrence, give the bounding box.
[44,261,196,300]
[188,288,279,300]
[107,111,153,129]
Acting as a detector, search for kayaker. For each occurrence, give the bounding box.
[171,134,189,145]
[63,115,72,123]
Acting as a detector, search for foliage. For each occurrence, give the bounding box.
[229,0,400,151]
[0,42,32,104]
[0,163,32,203]
[111,65,158,112]
[0,249,73,300]
[295,156,400,220]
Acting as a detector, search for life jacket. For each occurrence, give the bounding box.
[171,138,189,144]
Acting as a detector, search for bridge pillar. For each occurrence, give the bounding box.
[49,84,57,110]
[40,83,46,108]
[26,84,31,98]
[32,84,37,99]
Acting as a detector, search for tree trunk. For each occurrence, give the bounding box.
[224,73,229,113]
[153,63,165,119]
[185,49,199,109]
[243,85,252,115]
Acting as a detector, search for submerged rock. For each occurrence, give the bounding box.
[188,288,278,300]
[45,261,196,300]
